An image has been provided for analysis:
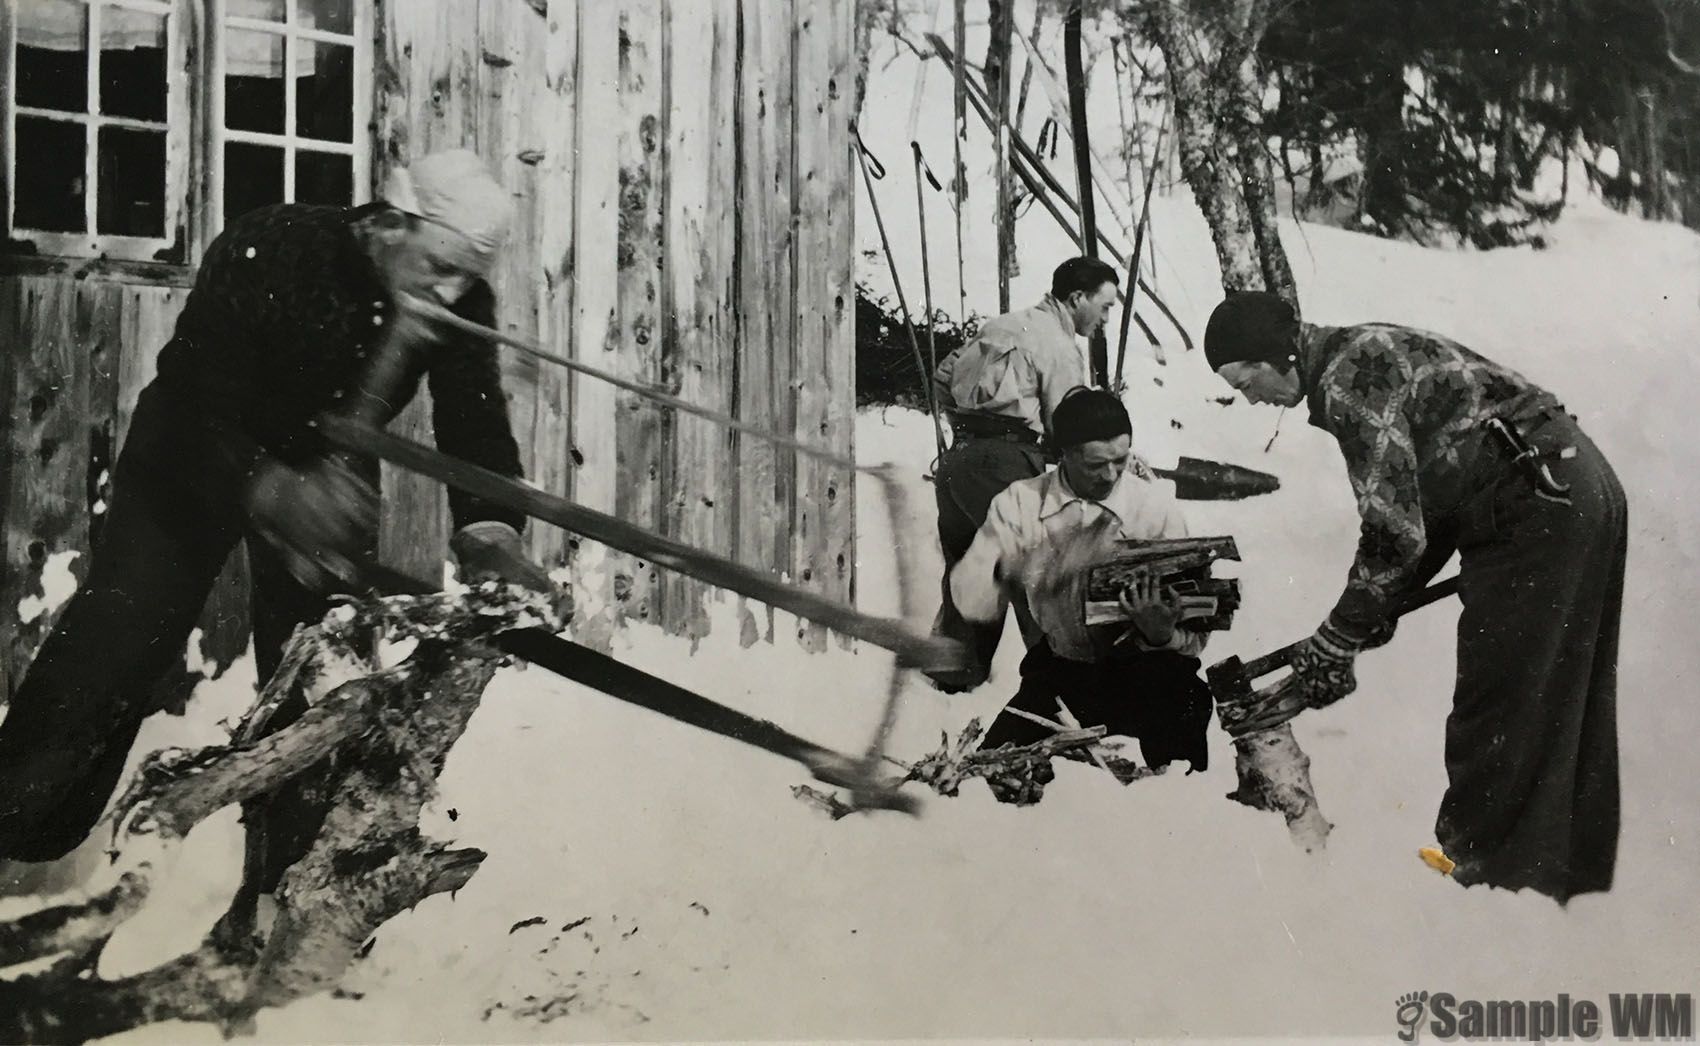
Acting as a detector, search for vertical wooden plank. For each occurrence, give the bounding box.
[77,282,123,555]
[185,0,214,258]
[734,0,795,646]
[526,0,579,573]
[374,0,439,581]
[790,1,857,649]
[479,0,543,510]
[658,0,703,636]
[704,0,740,584]
[659,0,737,638]
[115,286,154,458]
[1,278,89,693]
[570,0,620,518]
[568,0,624,646]
[792,3,828,649]
[113,285,183,451]
[824,0,859,630]
[374,0,483,580]
[613,0,667,626]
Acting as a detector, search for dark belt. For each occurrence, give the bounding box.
[947,412,1040,444]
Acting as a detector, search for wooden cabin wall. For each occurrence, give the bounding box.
[374,0,858,644]
[0,0,856,699]
[0,273,249,703]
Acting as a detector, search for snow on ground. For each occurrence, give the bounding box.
[58,29,1700,1045]
[87,189,1700,1045]
[15,550,81,626]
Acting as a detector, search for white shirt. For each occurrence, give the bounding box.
[932,296,1089,438]
[950,466,1206,663]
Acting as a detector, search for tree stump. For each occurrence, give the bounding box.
[0,583,562,1044]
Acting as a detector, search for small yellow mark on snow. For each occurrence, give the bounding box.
[1419,847,1455,875]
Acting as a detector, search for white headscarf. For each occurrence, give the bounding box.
[381,149,513,278]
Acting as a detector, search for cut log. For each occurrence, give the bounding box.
[1208,577,1460,853]
[1225,723,1332,853]
[0,583,559,1043]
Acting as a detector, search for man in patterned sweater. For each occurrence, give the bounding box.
[1205,290,1627,904]
[0,150,555,877]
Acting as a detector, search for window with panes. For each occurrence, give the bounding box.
[5,0,370,262]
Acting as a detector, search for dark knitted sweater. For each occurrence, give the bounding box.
[150,202,526,533]
[1298,322,1560,641]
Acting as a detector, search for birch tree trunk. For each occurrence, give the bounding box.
[1142,0,1298,306]
[1138,0,1322,847]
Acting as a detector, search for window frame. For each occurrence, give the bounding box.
[209,0,373,236]
[0,0,373,267]
[2,0,192,262]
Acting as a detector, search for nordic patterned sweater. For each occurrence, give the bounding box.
[151,202,527,533]
[1298,322,1562,645]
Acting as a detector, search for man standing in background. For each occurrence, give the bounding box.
[926,256,1120,692]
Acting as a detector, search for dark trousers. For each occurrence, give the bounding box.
[928,437,1048,689]
[1436,413,1625,903]
[0,387,337,871]
[980,640,1214,773]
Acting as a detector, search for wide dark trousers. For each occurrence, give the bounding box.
[1438,413,1626,903]
[0,386,337,870]
[980,640,1214,773]
[928,437,1048,690]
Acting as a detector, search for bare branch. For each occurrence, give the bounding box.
[0,584,552,1041]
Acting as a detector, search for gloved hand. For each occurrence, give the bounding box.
[1361,616,1398,650]
[245,456,378,592]
[1289,626,1360,708]
[450,522,571,618]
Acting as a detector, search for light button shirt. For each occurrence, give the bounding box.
[950,467,1207,662]
[932,295,1088,439]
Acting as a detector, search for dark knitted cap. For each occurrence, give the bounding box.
[1051,386,1131,449]
[1204,291,1301,371]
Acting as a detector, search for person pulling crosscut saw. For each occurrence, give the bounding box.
[0,150,558,890]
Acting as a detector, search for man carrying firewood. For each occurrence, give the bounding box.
[949,387,1215,777]
[926,256,1121,693]
[1204,290,1627,904]
[0,150,557,889]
